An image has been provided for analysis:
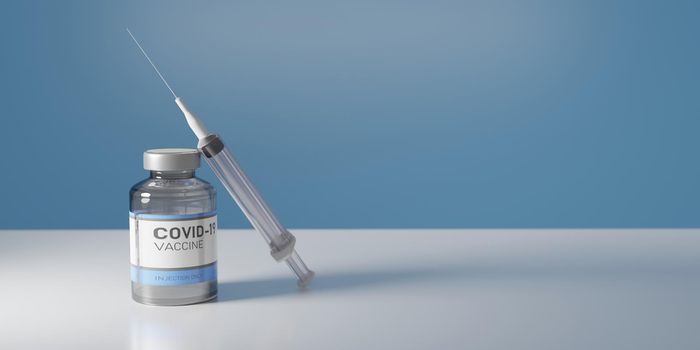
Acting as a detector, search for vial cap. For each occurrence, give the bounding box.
[144,148,200,171]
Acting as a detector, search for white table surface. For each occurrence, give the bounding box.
[1,229,699,349]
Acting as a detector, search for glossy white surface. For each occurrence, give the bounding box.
[1,229,699,349]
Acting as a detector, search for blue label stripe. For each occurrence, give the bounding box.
[131,263,217,286]
[129,210,217,220]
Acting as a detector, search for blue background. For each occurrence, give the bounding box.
[1,0,698,229]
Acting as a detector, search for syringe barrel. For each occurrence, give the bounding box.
[198,135,314,286]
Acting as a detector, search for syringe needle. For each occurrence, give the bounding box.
[126,28,177,98]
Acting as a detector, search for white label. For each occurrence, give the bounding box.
[129,214,217,269]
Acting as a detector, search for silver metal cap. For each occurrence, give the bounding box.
[143,148,200,171]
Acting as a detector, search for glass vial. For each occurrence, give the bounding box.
[129,149,217,305]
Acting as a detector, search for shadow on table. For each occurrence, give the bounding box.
[216,267,444,302]
[216,257,700,303]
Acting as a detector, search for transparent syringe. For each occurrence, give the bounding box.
[127,29,314,287]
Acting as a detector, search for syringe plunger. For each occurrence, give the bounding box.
[198,133,315,287]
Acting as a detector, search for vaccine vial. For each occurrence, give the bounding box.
[129,149,217,305]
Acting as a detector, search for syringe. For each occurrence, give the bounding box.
[127,29,314,287]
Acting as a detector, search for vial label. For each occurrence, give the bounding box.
[129,211,217,286]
